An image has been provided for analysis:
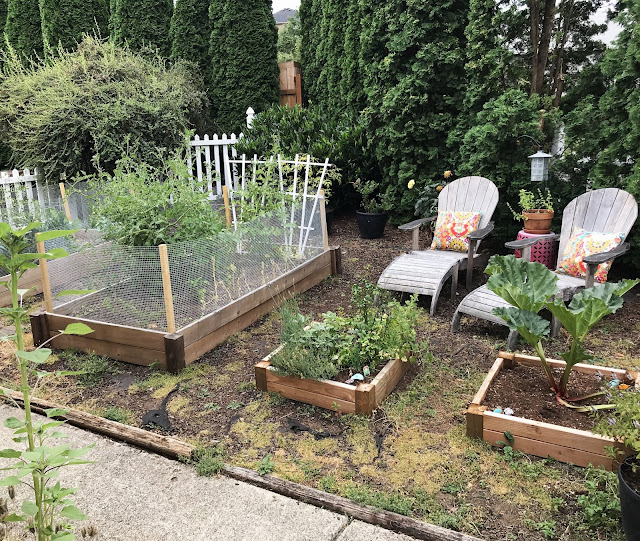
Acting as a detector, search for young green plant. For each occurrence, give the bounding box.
[0,223,95,540]
[485,255,638,407]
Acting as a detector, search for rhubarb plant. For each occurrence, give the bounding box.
[486,255,638,407]
[0,222,95,540]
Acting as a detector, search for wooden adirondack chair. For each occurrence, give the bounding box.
[378,176,499,315]
[452,188,638,348]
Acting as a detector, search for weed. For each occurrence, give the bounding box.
[204,402,221,412]
[296,404,316,417]
[342,484,414,516]
[297,460,321,480]
[227,400,244,410]
[102,406,134,425]
[197,388,211,398]
[318,475,338,493]
[524,519,556,539]
[267,392,287,406]
[258,454,274,475]
[575,467,621,533]
[59,349,118,386]
[237,382,254,392]
[440,482,465,495]
[190,445,227,477]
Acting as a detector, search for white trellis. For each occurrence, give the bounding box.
[226,154,331,256]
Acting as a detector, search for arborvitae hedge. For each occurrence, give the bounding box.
[40,0,109,52]
[209,0,279,132]
[5,0,44,59]
[170,0,211,73]
[360,0,468,220]
[341,0,365,114]
[299,0,323,104]
[112,0,173,55]
[0,0,7,36]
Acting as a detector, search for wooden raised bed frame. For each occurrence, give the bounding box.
[31,247,342,373]
[467,351,638,470]
[255,347,411,416]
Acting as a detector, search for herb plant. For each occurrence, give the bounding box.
[507,188,554,221]
[270,284,420,380]
[0,222,95,540]
[486,255,638,406]
[594,387,640,467]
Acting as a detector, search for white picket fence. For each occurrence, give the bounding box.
[187,133,243,199]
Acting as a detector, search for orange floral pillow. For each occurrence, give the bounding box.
[556,228,625,283]
[430,211,482,253]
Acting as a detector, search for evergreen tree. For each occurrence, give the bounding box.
[324,0,348,111]
[112,0,173,55]
[40,0,109,52]
[209,0,278,132]
[4,0,43,59]
[360,0,468,220]
[341,0,366,113]
[170,0,211,74]
[0,0,7,36]
[299,0,324,104]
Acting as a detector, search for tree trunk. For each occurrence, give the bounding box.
[551,0,573,106]
[530,0,556,95]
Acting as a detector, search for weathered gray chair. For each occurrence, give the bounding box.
[378,176,499,315]
[452,188,638,348]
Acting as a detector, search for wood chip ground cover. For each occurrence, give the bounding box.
[1,214,636,540]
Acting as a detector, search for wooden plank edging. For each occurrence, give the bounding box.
[0,388,481,541]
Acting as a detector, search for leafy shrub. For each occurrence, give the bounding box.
[270,284,420,380]
[575,467,621,534]
[0,37,208,184]
[86,153,225,246]
[236,105,377,207]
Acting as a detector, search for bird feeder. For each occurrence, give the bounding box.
[528,151,552,182]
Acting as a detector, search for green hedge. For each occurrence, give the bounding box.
[0,37,208,183]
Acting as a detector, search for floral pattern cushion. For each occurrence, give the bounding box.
[556,228,625,283]
[430,210,482,253]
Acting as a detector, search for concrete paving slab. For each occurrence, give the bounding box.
[337,520,416,541]
[0,405,348,540]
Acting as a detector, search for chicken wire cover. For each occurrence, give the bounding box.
[47,205,325,331]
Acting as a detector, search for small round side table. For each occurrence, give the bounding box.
[514,230,558,270]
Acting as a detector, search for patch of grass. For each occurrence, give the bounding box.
[318,475,338,493]
[342,483,414,516]
[102,406,134,425]
[58,349,118,386]
[167,395,190,413]
[440,482,465,495]
[190,445,227,477]
[267,392,287,406]
[237,382,254,392]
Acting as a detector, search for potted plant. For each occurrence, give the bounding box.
[594,388,640,540]
[353,179,392,239]
[508,188,555,234]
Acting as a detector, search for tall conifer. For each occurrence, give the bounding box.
[112,0,173,55]
[40,0,109,52]
[170,0,211,73]
[5,0,43,58]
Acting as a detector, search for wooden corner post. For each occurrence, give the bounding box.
[164,333,185,374]
[158,244,176,334]
[58,183,72,223]
[36,234,53,312]
[222,185,232,228]
[319,189,329,252]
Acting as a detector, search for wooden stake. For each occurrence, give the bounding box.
[319,189,329,251]
[58,182,72,223]
[36,235,53,312]
[222,185,232,228]
[158,244,176,333]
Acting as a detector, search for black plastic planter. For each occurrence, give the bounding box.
[356,211,388,239]
[619,459,640,541]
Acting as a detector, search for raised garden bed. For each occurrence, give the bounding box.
[466,351,638,470]
[255,346,411,415]
[31,247,342,373]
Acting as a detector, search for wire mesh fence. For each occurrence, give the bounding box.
[47,204,325,331]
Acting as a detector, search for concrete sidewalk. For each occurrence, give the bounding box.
[0,405,416,541]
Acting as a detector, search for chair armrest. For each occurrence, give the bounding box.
[583,242,630,265]
[468,222,494,241]
[505,233,560,250]
[398,216,436,231]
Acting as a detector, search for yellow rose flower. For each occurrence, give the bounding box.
[436,185,444,192]
[444,170,452,179]
[407,179,415,189]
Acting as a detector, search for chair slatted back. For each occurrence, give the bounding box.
[557,188,638,269]
[437,176,499,252]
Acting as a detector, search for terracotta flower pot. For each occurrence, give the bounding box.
[523,209,554,234]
